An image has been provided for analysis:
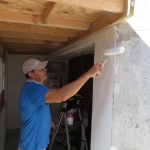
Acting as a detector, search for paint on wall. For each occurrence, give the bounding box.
[91,27,116,150]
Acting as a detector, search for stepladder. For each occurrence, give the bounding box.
[49,97,88,150]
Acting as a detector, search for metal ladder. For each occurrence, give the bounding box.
[49,99,88,150]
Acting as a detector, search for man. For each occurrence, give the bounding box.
[18,58,104,150]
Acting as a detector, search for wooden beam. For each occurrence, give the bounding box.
[48,0,134,58]
[121,0,135,19]
[2,43,56,49]
[1,38,61,45]
[46,0,124,13]
[0,11,90,30]
[69,12,124,44]
[0,22,77,37]
[54,5,105,22]
[8,50,49,55]
[7,47,54,55]
[8,47,49,52]
[6,48,51,52]
[43,2,61,24]
[48,12,124,57]
[8,48,52,52]
[49,18,89,30]
[6,47,54,56]
[0,31,68,42]
[0,0,48,15]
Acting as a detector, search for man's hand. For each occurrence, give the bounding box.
[87,62,104,78]
[51,121,56,130]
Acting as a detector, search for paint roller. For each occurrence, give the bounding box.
[94,46,125,78]
[101,46,124,58]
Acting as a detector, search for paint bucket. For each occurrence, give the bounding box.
[66,109,75,126]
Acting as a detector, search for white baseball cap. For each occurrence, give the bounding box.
[22,58,48,74]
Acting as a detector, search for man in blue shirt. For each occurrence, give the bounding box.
[18,58,104,150]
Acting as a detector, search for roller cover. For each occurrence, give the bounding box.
[103,47,124,56]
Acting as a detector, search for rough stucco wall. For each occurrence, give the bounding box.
[111,21,150,150]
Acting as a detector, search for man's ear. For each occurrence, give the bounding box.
[28,72,34,78]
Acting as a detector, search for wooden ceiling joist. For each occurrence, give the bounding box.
[2,43,56,49]
[0,31,68,42]
[8,51,50,55]
[7,49,50,55]
[0,0,49,15]
[0,0,134,56]
[8,48,52,52]
[0,22,77,37]
[0,11,90,30]
[49,0,134,56]
[43,2,61,24]
[6,48,51,52]
[52,12,124,52]
[1,38,61,45]
[46,0,125,13]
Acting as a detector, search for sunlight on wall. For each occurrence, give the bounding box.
[111,146,119,150]
[127,0,150,47]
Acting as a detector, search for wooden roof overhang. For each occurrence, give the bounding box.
[0,0,135,55]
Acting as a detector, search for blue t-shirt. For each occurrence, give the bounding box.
[18,82,51,150]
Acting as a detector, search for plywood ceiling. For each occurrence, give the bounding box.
[0,0,134,55]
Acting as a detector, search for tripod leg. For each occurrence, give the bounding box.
[81,123,88,150]
[78,109,88,150]
[49,112,64,149]
[64,113,71,150]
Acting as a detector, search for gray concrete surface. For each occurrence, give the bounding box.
[111,21,150,150]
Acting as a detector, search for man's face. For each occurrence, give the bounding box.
[29,68,47,83]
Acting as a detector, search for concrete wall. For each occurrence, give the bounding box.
[111,21,150,150]
[7,55,46,129]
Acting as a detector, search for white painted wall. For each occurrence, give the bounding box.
[91,27,116,150]
[7,55,46,129]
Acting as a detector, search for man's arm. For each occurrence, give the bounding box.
[45,62,103,103]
